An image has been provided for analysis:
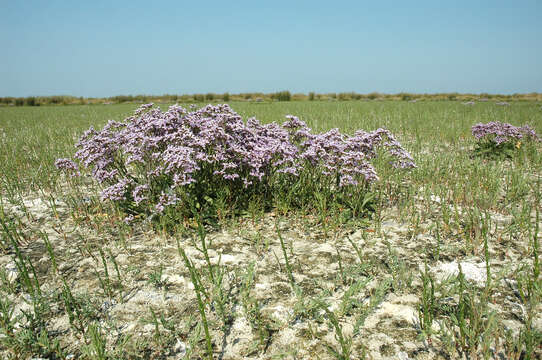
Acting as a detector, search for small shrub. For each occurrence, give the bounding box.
[367,92,378,100]
[471,121,539,159]
[275,91,291,102]
[25,97,39,106]
[56,104,415,224]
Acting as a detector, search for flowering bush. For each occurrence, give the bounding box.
[471,121,539,159]
[56,103,415,223]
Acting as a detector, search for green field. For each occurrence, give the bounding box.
[1,101,540,192]
[0,101,541,359]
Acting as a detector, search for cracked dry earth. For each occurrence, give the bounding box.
[1,192,541,359]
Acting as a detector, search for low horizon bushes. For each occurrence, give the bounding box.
[3,92,542,107]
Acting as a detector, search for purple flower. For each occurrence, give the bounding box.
[155,192,179,214]
[57,103,416,217]
[123,214,135,224]
[101,178,132,201]
[54,158,80,177]
[133,184,149,205]
[472,121,539,145]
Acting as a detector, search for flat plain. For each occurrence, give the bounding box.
[0,100,541,359]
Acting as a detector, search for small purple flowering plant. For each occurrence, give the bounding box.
[56,103,415,222]
[471,121,539,159]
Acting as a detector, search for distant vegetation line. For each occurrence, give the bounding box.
[1,91,541,106]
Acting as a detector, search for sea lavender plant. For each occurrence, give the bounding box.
[54,158,80,177]
[56,104,415,222]
[471,121,539,159]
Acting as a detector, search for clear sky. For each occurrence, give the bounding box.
[1,0,541,97]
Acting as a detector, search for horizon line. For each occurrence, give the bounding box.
[2,91,542,99]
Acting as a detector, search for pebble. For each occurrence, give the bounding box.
[5,262,19,283]
[432,260,487,285]
[174,339,187,357]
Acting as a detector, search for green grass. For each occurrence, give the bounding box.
[0,100,541,359]
[1,101,540,194]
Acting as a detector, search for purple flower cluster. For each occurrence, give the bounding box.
[283,116,416,186]
[54,158,80,177]
[57,103,415,215]
[471,121,539,145]
[101,178,132,201]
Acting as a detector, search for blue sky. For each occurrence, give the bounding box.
[1,0,541,97]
